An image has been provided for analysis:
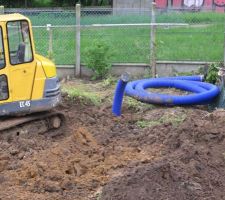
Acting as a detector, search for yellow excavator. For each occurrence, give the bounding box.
[0,13,64,134]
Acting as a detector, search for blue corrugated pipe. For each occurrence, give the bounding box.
[112,73,130,116]
[112,75,220,116]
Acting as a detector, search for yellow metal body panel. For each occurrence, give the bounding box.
[31,61,46,100]
[0,14,30,22]
[35,54,57,78]
[0,15,38,103]
[0,14,58,108]
[8,61,36,101]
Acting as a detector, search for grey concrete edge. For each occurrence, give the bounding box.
[56,61,216,78]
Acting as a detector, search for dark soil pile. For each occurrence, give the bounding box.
[101,109,225,200]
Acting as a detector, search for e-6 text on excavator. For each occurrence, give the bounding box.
[0,13,64,135]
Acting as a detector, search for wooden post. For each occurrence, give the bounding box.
[0,6,4,14]
[150,2,156,77]
[47,24,53,60]
[75,4,81,77]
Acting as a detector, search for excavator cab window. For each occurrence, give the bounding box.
[0,27,5,69]
[0,27,8,101]
[7,20,33,65]
[0,75,8,100]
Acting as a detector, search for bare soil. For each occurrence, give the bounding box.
[0,80,225,200]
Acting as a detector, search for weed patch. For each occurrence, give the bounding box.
[62,86,102,106]
[137,112,187,128]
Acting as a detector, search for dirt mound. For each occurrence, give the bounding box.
[1,85,225,200]
[0,97,153,200]
[100,108,225,200]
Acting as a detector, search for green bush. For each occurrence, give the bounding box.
[205,62,222,84]
[85,40,112,80]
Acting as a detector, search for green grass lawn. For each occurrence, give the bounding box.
[28,11,225,25]
[29,12,225,65]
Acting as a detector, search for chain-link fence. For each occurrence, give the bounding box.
[5,9,76,65]
[4,6,225,66]
[155,8,225,62]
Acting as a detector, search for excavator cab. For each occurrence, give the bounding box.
[0,14,60,116]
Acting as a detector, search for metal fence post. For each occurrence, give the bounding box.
[47,24,53,60]
[0,6,4,14]
[150,2,156,77]
[76,4,81,77]
[168,0,172,10]
[224,32,225,67]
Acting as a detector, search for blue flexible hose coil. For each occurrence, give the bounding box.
[112,75,220,116]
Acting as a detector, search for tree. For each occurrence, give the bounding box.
[0,0,112,7]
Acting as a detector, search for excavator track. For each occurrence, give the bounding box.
[0,111,65,137]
